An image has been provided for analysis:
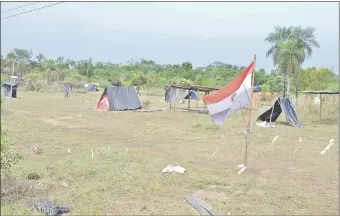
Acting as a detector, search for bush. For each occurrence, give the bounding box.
[25,170,42,180]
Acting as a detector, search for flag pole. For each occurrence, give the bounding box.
[244,55,256,169]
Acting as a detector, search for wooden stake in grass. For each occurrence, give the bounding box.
[244,55,256,171]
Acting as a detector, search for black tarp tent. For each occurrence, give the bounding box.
[1,82,17,98]
[182,90,200,100]
[257,98,303,127]
[95,86,142,111]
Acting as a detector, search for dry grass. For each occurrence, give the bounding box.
[1,88,338,215]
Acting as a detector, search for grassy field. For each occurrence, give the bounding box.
[1,89,339,215]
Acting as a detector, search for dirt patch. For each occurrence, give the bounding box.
[42,118,59,126]
[193,189,228,201]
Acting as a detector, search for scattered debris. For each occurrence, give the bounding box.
[185,194,224,216]
[219,134,224,140]
[67,148,70,154]
[321,138,335,155]
[210,145,220,157]
[162,165,185,174]
[238,165,247,175]
[269,135,279,148]
[294,138,302,154]
[60,181,69,188]
[34,199,69,216]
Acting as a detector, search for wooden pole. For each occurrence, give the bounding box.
[174,88,177,112]
[319,93,322,121]
[196,85,200,112]
[169,86,172,110]
[188,90,191,112]
[244,55,256,167]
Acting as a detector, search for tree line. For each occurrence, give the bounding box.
[0,26,338,95]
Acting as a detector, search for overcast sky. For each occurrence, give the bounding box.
[1,2,339,73]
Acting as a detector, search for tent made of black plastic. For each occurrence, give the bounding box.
[1,82,17,98]
[257,98,303,127]
[87,83,98,91]
[95,86,142,111]
[181,90,200,100]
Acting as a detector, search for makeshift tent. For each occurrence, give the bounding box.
[95,86,142,111]
[87,83,98,91]
[257,98,303,127]
[164,87,185,104]
[181,90,200,100]
[1,82,17,98]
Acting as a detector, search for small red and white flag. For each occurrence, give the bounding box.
[203,61,255,125]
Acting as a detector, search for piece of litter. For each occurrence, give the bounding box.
[321,138,335,155]
[269,135,279,147]
[90,149,94,159]
[60,181,69,188]
[162,165,185,174]
[238,166,247,175]
[67,148,70,153]
[237,164,245,168]
[294,138,302,154]
[210,145,220,157]
[220,134,224,140]
[125,148,128,155]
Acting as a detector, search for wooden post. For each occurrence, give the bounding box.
[204,91,207,112]
[244,55,256,168]
[188,90,191,112]
[174,88,177,112]
[196,85,199,112]
[319,93,322,121]
[169,86,172,110]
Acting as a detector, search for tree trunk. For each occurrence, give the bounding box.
[295,63,302,107]
[295,70,300,106]
[286,75,291,98]
[283,73,287,98]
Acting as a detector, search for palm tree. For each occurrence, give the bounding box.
[265,26,319,100]
[291,26,319,104]
[276,40,305,97]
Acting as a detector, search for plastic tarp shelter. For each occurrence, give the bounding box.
[181,90,200,100]
[257,98,303,127]
[164,87,185,104]
[1,82,17,98]
[95,86,142,111]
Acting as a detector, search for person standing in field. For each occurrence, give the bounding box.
[64,86,70,99]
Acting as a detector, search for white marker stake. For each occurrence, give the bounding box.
[210,145,220,157]
[125,148,128,155]
[294,138,302,154]
[321,138,335,155]
[90,149,94,159]
[67,148,70,153]
[269,135,279,148]
[238,166,247,175]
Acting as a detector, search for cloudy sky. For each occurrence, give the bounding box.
[1,2,339,73]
